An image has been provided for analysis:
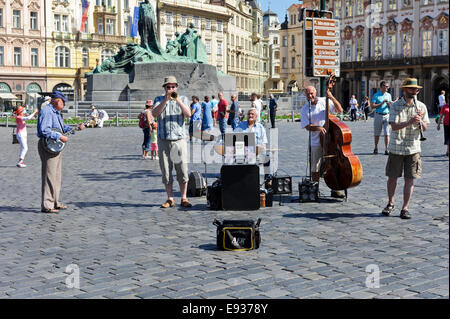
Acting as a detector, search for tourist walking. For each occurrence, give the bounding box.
[371,81,392,155]
[269,94,278,128]
[437,94,449,157]
[349,95,358,121]
[14,106,38,168]
[228,94,240,130]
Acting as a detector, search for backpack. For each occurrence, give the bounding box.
[138,112,146,128]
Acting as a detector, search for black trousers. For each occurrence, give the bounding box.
[351,109,357,121]
[270,109,276,128]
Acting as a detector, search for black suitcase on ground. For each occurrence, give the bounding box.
[213,219,261,251]
[187,171,206,197]
[207,179,222,210]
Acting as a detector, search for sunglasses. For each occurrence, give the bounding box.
[166,85,177,89]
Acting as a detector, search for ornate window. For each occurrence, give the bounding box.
[55,46,70,67]
[82,48,89,67]
[357,0,364,15]
[62,15,69,32]
[217,21,223,32]
[402,33,412,57]
[165,12,173,26]
[374,36,382,60]
[376,0,383,11]
[205,40,211,54]
[106,18,115,35]
[438,29,448,55]
[0,46,4,66]
[14,47,22,66]
[31,48,38,67]
[422,0,433,5]
[345,0,353,17]
[0,8,3,27]
[345,41,352,62]
[13,10,21,28]
[403,0,412,7]
[386,34,396,58]
[30,12,38,30]
[356,37,364,61]
[422,31,432,56]
[388,0,397,10]
[335,1,341,19]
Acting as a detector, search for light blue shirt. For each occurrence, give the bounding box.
[201,101,213,130]
[154,95,189,141]
[371,91,392,114]
[234,121,268,146]
[190,102,201,122]
[37,105,73,141]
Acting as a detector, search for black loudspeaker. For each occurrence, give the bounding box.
[271,176,292,195]
[187,171,206,197]
[298,178,319,202]
[221,165,260,210]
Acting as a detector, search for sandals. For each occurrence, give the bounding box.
[41,208,59,214]
[180,199,192,208]
[400,209,411,219]
[55,204,68,210]
[161,199,175,208]
[382,204,394,216]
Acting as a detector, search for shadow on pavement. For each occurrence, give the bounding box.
[102,155,143,161]
[198,244,217,251]
[72,201,161,208]
[0,206,41,214]
[79,170,158,181]
[283,212,382,220]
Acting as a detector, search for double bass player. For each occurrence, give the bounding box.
[300,86,345,198]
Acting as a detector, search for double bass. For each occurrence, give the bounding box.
[321,73,363,192]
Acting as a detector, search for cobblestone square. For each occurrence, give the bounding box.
[0,119,448,299]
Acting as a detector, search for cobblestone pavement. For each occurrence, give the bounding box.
[0,118,448,299]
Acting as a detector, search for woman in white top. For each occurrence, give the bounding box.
[14,106,39,167]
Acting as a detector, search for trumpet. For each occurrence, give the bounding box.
[170,91,178,100]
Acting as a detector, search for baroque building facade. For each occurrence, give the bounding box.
[263,9,283,94]
[333,0,449,113]
[0,0,47,103]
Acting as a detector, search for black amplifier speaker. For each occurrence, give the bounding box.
[298,178,319,202]
[221,165,260,210]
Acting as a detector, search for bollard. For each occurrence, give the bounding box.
[6,115,9,127]
[116,112,119,127]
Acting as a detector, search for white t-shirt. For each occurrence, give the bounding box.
[98,109,109,120]
[252,99,262,122]
[349,98,358,110]
[439,94,445,107]
[300,97,336,146]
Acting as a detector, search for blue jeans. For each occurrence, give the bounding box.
[219,118,226,135]
[230,118,238,130]
[142,127,150,151]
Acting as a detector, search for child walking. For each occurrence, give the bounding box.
[150,122,158,160]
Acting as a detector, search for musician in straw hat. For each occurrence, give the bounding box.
[152,75,193,208]
[382,78,429,220]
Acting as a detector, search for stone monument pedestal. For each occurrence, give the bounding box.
[85,62,236,102]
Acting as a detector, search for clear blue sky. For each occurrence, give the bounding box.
[259,0,302,22]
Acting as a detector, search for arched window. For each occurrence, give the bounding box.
[55,46,70,67]
[101,49,114,62]
[82,48,89,67]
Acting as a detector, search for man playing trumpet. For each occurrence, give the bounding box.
[152,76,193,208]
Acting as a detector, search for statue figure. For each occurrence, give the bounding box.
[138,0,164,55]
[165,40,179,56]
[178,23,207,63]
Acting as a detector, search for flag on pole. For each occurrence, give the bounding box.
[131,6,140,37]
[80,0,90,32]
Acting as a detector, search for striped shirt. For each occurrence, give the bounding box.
[154,95,189,141]
[388,97,429,155]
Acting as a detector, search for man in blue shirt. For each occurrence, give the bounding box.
[228,94,239,130]
[37,91,85,213]
[235,108,268,148]
[371,81,393,155]
[189,96,201,140]
[269,94,278,128]
[201,96,214,131]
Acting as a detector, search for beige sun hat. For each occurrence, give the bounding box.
[162,75,178,87]
[401,78,423,89]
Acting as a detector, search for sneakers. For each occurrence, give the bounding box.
[16,161,26,168]
[382,204,394,216]
[400,209,411,219]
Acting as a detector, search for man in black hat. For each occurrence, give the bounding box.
[37,91,85,213]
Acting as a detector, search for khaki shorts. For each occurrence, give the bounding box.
[311,146,323,173]
[158,139,189,185]
[385,153,422,179]
[374,112,391,136]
